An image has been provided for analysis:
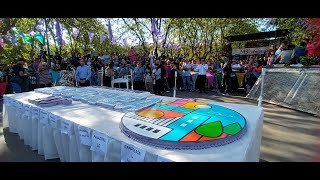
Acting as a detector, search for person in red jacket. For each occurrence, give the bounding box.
[307,37,320,57]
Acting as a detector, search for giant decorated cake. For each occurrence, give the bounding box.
[120,99,247,150]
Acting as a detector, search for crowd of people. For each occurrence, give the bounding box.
[0,37,318,97]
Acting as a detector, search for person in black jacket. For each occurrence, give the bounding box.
[222,59,232,94]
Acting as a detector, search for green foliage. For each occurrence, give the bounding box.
[298,55,319,66]
[2,18,312,63]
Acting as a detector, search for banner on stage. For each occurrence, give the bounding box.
[232,46,270,55]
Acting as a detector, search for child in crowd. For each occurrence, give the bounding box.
[144,67,155,93]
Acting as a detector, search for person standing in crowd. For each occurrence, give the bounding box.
[306,37,320,57]
[194,59,208,94]
[181,60,192,91]
[57,63,75,86]
[10,58,26,93]
[292,41,307,63]
[246,59,256,72]
[255,60,263,73]
[54,52,62,65]
[37,62,53,88]
[133,62,145,90]
[162,61,170,93]
[76,59,91,87]
[274,41,287,62]
[154,62,163,95]
[128,47,138,65]
[278,44,293,64]
[103,64,114,87]
[144,67,155,93]
[71,52,80,68]
[90,64,99,86]
[212,57,221,72]
[222,59,232,94]
[267,50,275,66]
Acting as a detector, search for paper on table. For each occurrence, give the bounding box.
[60,118,73,135]
[90,131,109,155]
[39,110,49,125]
[156,156,174,162]
[49,113,59,129]
[78,125,92,146]
[120,142,146,162]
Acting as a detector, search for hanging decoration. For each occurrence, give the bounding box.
[88,31,94,43]
[100,34,106,44]
[72,27,80,39]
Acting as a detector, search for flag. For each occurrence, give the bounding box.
[108,19,114,44]
[100,34,106,44]
[123,39,127,46]
[34,34,44,45]
[28,30,36,36]
[55,18,63,46]
[72,27,80,39]
[88,32,94,43]
[35,19,46,32]
[23,36,32,44]
[0,38,4,48]
[151,18,156,34]
[11,34,17,46]
[12,27,25,38]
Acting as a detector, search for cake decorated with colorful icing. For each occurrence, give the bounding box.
[120,99,247,150]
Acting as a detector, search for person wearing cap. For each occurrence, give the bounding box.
[10,58,27,93]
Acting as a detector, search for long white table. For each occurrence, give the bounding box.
[2,90,264,162]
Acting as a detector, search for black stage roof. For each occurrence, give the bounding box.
[224,29,290,42]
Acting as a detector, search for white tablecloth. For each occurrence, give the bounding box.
[2,91,264,162]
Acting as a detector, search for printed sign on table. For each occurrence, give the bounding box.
[120,142,146,162]
[24,104,31,115]
[48,113,59,129]
[60,118,73,135]
[156,156,174,162]
[90,131,109,155]
[32,107,40,117]
[18,102,23,111]
[39,110,49,125]
[78,126,92,146]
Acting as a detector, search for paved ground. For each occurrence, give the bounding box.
[0,90,319,162]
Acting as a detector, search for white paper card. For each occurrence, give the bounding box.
[32,107,40,117]
[78,126,92,146]
[90,131,109,154]
[60,119,73,135]
[17,102,23,111]
[49,113,59,129]
[24,105,31,114]
[121,142,146,162]
[156,156,174,162]
[39,110,49,125]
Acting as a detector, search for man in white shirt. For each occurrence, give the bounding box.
[274,41,287,63]
[195,59,208,94]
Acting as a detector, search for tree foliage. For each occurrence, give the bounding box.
[1,18,314,63]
